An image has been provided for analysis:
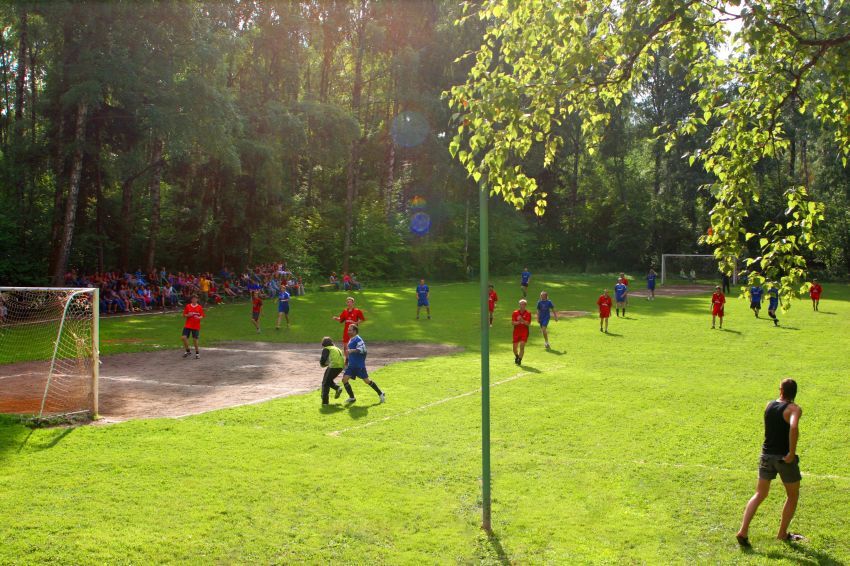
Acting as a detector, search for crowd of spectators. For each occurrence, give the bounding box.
[327,272,362,291]
[61,263,305,316]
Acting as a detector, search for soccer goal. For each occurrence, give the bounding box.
[0,287,99,419]
[660,255,738,286]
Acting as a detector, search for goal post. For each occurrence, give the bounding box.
[660,255,739,286]
[0,287,99,419]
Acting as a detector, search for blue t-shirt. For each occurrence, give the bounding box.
[537,299,555,320]
[750,286,763,303]
[521,271,531,285]
[347,335,367,369]
[416,284,429,300]
[614,283,627,301]
[278,290,290,303]
[647,272,656,286]
[768,288,779,307]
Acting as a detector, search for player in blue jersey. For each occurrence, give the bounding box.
[275,288,291,330]
[341,325,385,404]
[614,280,628,317]
[767,285,780,327]
[646,268,658,300]
[520,267,531,298]
[750,283,764,318]
[416,278,430,320]
[536,291,559,349]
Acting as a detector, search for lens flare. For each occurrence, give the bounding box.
[410,212,431,235]
[390,111,430,148]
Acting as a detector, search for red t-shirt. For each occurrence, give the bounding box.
[183,304,204,330]
[488,290,498,312]
[597,294,612,316]
[338,308,365,340]
[711,292,726,316]
[810,284,822,299]
[619,277,629,287]
[252,297,263,313]
[512,309,531,341]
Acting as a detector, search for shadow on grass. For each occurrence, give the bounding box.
[346,402,382,420]
[517,365,542,373]
[816,311,836,315]
[319,405,346,415]
[720,328,743,335]
[752,541,844,566]
[485,531,510,565]
[778,326,800,331]
[544,349,565,356]
[603,332,623,337]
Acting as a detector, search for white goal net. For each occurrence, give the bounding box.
[660,255,738,286]
[0,287,99,419]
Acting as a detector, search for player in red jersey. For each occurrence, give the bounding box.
[711,285,726,329]
[181,294,204,359]
[512,299,532,365]
[488,284,498,327]
[597,289,612,333]
[250,291,263,333]
[809,279,822,311]
[333,296,366,355]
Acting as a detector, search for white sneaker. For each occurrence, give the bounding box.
[195,353,200,359]
[379,393,386,403]
[256,328,261,334]
[345,397,356,404]
[544,342,550,349]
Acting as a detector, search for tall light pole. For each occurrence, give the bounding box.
[479,183,491,532]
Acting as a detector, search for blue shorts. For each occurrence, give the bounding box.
[278,302,290,313]
[182,328,199,339]
[750,300,762,309]
[418,298,429,307]
[539,316,550,327]
[615,295,626,303]
[648,281,655,290]
[344,366,369,379]
[769,299,778,311]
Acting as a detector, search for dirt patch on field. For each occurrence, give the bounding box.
[0,341,462,423]
[557,310,589,318]
[629,284,714,298]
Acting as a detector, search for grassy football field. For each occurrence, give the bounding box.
[1,275,848,564]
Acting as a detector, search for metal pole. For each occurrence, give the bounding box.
[479,183,491,532]
[92,288,99,418]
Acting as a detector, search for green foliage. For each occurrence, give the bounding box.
[448,0,850,303]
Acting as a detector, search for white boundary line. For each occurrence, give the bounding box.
[328,370,534,437]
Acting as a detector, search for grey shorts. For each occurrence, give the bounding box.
[759,454,801,483]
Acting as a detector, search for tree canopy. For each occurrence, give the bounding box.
[449,0,850,303]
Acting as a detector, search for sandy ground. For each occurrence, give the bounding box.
[0,341,462,422]
[629,284,714,298]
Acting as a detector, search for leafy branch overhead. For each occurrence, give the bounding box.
[447,0,850,304]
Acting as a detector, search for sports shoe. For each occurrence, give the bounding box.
[195,353,200,359]
[545,342,550,349]
[183,351,191,358]
[379,393,386,403]
[334,387,343,399]
[774,319,779,326]
[256,328,261,334]
[345,397,356,404]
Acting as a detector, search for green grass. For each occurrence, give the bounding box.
[1,275,849,564]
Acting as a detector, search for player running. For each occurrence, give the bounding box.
[488,284,498,327]
[416,278,430,320]
[767,285,780,327]
[809,279,822,311]
[341,325,385,404]
[711,285,726,329]
[536,291,558,349]
[736,379,805,547]
[250,291,263,333]
[520,267,531,298]
[750,283,764,318]
[275,288,291,330]
[512,299,532,365]
[181,294,204,359]
[614,279,628,317]
[319,337,348,405]
[597,289,612,333]
[646,268,657,300]
[333,296,366,356]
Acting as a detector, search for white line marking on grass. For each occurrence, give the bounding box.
[328,370,534,437]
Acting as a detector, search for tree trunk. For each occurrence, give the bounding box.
[119,176,134,273]
[95,133,104,273]
[383,97,398,217]
[14,9,27,125]
[342,0,367,273]
[51,100,88,285]
[145,138,164,272]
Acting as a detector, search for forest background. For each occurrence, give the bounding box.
[0,0,848,285]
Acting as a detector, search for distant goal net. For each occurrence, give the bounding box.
[660,255,738,286]
[0,287,99,419]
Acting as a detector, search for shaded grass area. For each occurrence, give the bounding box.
[1,276,849,563]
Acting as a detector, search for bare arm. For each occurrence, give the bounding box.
[784,405,802,462]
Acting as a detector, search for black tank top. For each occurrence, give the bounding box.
[762,400,790,455]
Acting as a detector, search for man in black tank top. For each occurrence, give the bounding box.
[736,379,805,547]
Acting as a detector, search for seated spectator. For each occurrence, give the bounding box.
[350,273,362,291]
[329,272,339,290]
